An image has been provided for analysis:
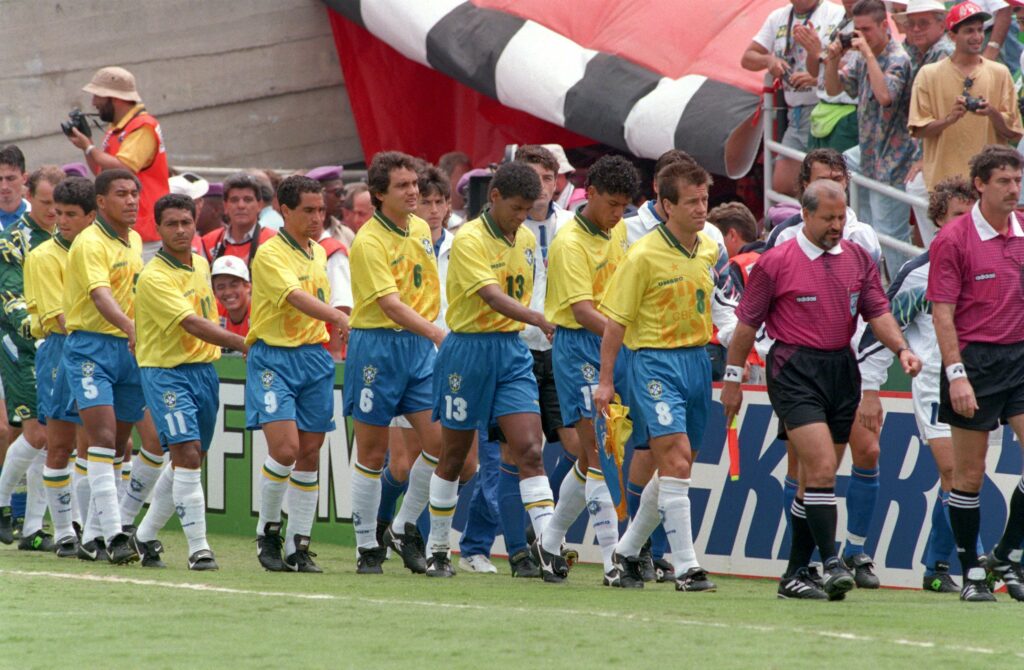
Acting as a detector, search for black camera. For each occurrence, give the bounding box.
[964,95,986,112]
[60,109,93,139]
[838,32,853,49]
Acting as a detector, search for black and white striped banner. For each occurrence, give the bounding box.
[324,0,763,178]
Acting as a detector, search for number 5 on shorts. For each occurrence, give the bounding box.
[81,376,98,400]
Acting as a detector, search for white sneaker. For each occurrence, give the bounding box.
[458,554,498,574]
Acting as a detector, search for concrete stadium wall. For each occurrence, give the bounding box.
[0,0,362,172]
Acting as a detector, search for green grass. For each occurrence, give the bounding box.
[1,534,1023,669]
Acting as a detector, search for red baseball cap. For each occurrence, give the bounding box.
[945,1,991,31]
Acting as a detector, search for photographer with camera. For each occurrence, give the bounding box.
[909,2,1022,199]
[64,66,169,261]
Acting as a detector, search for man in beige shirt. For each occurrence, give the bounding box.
[909,2,1022,190]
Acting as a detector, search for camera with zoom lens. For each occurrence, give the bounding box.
[60,109,93,139]
[963,95,986,112]
[838,32,853,49]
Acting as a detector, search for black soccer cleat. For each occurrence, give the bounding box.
[821,557,855,599]
[675,567,717,592]
[923,562,959,593]
[985,555,1024,602]
[777,567,828,600]
[133,537,166,568]
[256,522,285,572]
[107,532,140,565]
[0,506,13,544]
[188,548,220,571]
[121,523,137,536]
[611,552,644,589]
[425,551,455,578]
[843,552,880,589]
[356,546,386,574]
[961,572,997,602]
[603,566,624,587]
[54,535,79,558]
[653,557,675,583]
[384,522,427,574]
[77,537,109,562]
[72,521,83,540]
[285,535,322,573]
[18,529,55,552]
[638,539,656,582]
[509,549,541,578]
[530,541,567,583]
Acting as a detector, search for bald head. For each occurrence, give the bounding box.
[801,179,846,215]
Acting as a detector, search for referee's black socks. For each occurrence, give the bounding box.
[785,497,816,577]
[949,489,981,571]
[803,487,838,562]
[994,477,1024,563]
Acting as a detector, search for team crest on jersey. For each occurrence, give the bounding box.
[81,361,95,377]
[849,291,860,317]
[421,238,433,257]
[175,504,186,519]
[260,370,275,390]
[362,365,378,385]
[581,363,597,383]
[647,380,664,400]
[448,373,462,393]
[162,391,177,409]
[524,248,535,267]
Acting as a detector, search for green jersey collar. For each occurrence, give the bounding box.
[156,249,193,271]
[54,234,72,252]
[278,228,315,259]
[94,216,131,247]
[657,224,700,258]
[481,211,513,247]
[373,211,409,237]
[574,209,609,240]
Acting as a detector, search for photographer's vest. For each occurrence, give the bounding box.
[101,109,169,243]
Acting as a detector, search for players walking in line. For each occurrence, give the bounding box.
[132,194,247,570]
[593,161,721,592]
[927,146,1024,602]
[723,180,921,601]
[344,152,444,575]
[538,155,638,584]
[426,161,556,578]
[249,176,348,573]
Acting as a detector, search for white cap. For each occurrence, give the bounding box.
[541,144,575,174]
[899,0,947,15]
[211,255,250,282]
[169,172,210,199]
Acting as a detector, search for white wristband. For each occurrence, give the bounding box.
[946,363,967,381]
[84,144,95,156]
[724,365,744,383]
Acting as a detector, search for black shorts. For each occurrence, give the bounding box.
[489,348,564,444]
[939,341,1024,432]
[766,343,860,445]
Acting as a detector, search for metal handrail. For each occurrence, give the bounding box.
[173,165,368,182]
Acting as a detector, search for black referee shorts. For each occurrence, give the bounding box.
[939,341,1024,432]
[489,348,564,444]
[766,343,860,445]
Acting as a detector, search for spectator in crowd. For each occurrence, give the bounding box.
[809,0,861,153]
[341,183,373,241]
[743,0,847,197]
[201,172,276,266]
[196,182,224,237]
[825,0,916,273]
[909,2,1023,198]
[248,170,283,231]
[0,146,28,230]
[976,0,1017,68]
[65,66,169,261]
[169,171,209,252]
[311,198,353,361]
[543,144,586,211]
[438,151,472,228]
[709,202,760,259]
[211,255,251,339]
[307,165,352,246]
[899,0,954,247]
[61,163,90,179]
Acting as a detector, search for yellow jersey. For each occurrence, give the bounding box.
[24,234,71,339]
[446,212,538,333]
[349,212,440,329]
[600,225,720,350]
[135,251,220,368]
[247,230,331,347]
[63,219,143,337]
[545,212,626,328]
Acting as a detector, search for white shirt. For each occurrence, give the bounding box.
[765,206,882,264]
[971,201,1024,240]
[795,226,844,259]
[435,228,454,332]
[319,230,353,310]
[520,204,574,351]
[624,199,726,248]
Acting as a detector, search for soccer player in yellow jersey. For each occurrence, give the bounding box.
[344,152,445,575]
[132,194,247,570]
[426,162,556,578]
[24,177,94,557]
[538,155,639,584]
[593,161,721,593]
[61,169,146,564]
[248,176,348,573]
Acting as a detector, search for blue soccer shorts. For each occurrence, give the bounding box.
[142,363,219,451]
[62,330,144,423]
[343,328,435,426]
[630,346,712,448]
[246,341,336,433]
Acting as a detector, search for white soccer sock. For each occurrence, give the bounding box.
[87,447,123,542]
[73,456,90,528]
[114,456,125,502]
[0,434,41,505]
[256,455,294,535]
[541,463,586,556]
[43,465,75,540]
[392,451,436,530]
[135,464,175,543]
[617,474,661,558]
[350,461,381,548]
[174,467,209,555]
[659,476,699,574]
[520,475,555,540]
[585,469,620,573]
[284,470,319,556]
[119,450,165,526]
[427,473,459,554]
[23,448,48,536]
[121,459,133,496]
[83,497,103,543]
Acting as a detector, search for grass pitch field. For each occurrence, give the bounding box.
[2,534,1024,669]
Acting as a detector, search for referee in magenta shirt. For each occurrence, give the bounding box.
[722,180,921,601]
[928,145,1024,603]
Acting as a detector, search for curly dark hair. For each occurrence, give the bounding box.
[277,175,324,210]
[798,148,849,196]
[155,193,196,224]
[927,177,975,224]
[514,145,559,175]
[489,161,542,201]
[53,176,96,214]
[95,168,139,196]
[367,151,420,208]
[585,155,640,198]
[418,166,451,200]
[969,144,1022,187]
[657,162,712,205]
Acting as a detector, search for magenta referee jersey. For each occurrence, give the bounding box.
[736,234,889,351]
[926,205,1024,347]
